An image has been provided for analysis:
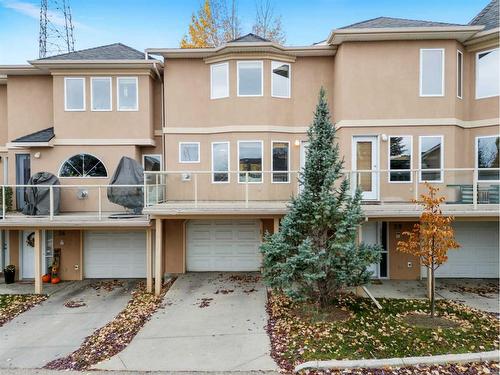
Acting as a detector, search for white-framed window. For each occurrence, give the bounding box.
[271,61,291,98]
[91,77,112,111]
[211,142,230,183]
[64,77,85,111]
[476,48,499,99]
[117,77,138,111]
[476,135,499,181]
[59,153,107,178]
[237,61,263,97]
[272,141,290,183]
[143,154,162,176]
[419,135,443,182]
[238,140,263,183]
[456,50,463,99]
[388,136,412,183]
[179,142,200,163]
[210,62,229,99]
[419,48,445,97]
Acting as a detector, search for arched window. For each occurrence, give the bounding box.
[59,154,108,178]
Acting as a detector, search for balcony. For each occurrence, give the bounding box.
[143,169,500,218]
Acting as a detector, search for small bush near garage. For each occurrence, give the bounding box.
[44,279,175,370]
[267,292,499,372]
[0,294,47,327]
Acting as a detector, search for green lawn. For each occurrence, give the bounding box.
[0,294,47,327]
[267,293,499,370]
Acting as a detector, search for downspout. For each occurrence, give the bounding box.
[152,60,165,172]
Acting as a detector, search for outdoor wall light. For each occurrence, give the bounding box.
[381,134,388,142]
[34,152,41,159]
[294,139,301,146]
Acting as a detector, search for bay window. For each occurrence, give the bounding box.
[477,136,499,181]
[419,136,443,182]
[212,142,230,183]
[238,141,263,182]
[389,136,412,182]
[64,77,85,111]
[420,49,444,97]
[272,141,290,183]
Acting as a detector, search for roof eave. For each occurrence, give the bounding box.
[0,65,49,76]
[29,59,164,70]
[463,27,500,46]
[327,25,485,44]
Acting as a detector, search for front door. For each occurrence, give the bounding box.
[15,154,31,211]
[352,136,378,200]
[21,231,35,279]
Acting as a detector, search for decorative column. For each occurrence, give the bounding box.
[34,230,42,294]
[146,228,153,293]
[154,219,163,296]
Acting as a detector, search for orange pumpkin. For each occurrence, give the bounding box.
[51,277,61,284]
[42,274,51,283]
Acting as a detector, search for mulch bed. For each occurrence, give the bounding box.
[44,279,175,370]
[0,294,47,327]
[267,292,499,373]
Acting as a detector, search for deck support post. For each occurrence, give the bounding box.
[146,227,153,293]
[154,218,163,296]
[273,217,280,233]
[34,229,42,294]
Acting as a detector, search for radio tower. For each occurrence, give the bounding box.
[39,0,75,58]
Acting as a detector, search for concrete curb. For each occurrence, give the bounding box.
[294,350,500,372]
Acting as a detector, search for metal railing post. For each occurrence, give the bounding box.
[2,185,5,220]
[98,186,102,220]
[245,172,249,208]
[194,173,198,208]
[49,186,54,221]
[414,170,419,209]
[155,173,159,204]
[473,168,478,209]
[143,172,148,208]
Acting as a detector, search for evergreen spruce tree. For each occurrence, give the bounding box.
[260,88,381,308]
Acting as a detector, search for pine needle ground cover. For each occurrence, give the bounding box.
[267,292,499,372]
[44,279,175,370]
[0,294,47,327]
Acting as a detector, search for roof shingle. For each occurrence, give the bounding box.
[228,33,271,43]
[13,127,55,143]
[469,0,499,31]
[339,16,464,30]
[37,43,147,61]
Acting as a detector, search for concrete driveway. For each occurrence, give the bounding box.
[0,279,137,369]
[96,272,278,372]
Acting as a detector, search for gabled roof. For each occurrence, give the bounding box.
[339,16,464,30]
[12,127,55,143]
[37,43,147,61]
[469,0,499,31]
[228,33,271,43]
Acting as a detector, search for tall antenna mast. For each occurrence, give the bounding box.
[38,0,75,58]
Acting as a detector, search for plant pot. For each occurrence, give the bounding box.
[4,268,15,284]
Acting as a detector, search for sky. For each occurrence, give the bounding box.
[0,0,491,64]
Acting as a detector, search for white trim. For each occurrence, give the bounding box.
[418,135,444,183]
[475,47,499,100]
[387,135,413,184]
[211,141,230,184]
[90,76,112,111]
[178,142,200,164]
[419,48,445,97]
[64,77,86,111]
[237,140,264,183]
[335,118,499,129]
[58,153,109,178]
[117,76,139,111]
[53,138,155,146]
[271,140,291,184]
[210,62,229,100]
[237,60,263,97]
[475,135,500,182]
[271,61,291,99]
[164,125,309,134]
[456,50,463,99]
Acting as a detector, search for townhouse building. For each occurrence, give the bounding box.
[0,1,498,294]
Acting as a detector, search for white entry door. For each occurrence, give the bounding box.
[187,220,262,271]
[352,136,378,200]
[21,231,35,279]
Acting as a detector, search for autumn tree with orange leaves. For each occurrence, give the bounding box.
[397,183,460,318]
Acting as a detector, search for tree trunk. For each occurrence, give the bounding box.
[430,267,435,318]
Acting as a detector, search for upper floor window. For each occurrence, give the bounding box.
[457,50,463,99]
[477,136,499,181]
[476,48,499,99]
[389,136,412,183]
[91,77,112,111]
[59,153,107,178]
[420,49,444,97]
[210,63,229,99]
[272,141,290,183]
[271,61,291,98]
[117,77,138,111]
[212,142,230,183]
[419,136,443,182]
[179,142,200,163]
[238,140,263,182]
[64,77,85,111]
[237,61,263,97]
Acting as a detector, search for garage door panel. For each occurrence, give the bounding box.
[187,220,262,272]
[84,231,146,278]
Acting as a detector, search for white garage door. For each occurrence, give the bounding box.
[187,220,262,271]
[84,231,146,278]
[433,222,499,278]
